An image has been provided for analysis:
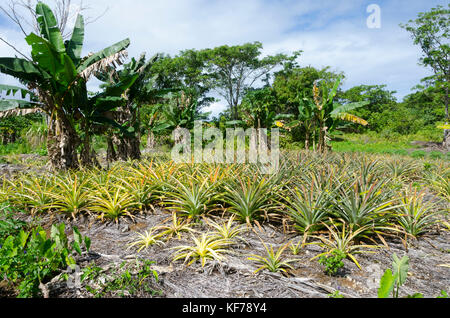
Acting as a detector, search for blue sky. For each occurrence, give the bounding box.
[0,0,448,116]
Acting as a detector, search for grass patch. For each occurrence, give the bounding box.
[331,134,448,160]
[0,141,47,158]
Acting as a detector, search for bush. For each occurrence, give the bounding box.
[0,223,90,297]
[319,250,346,276]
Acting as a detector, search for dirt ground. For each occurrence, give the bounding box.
[410,141,448,154]
[0,154,448,299]
[8,208,449,299]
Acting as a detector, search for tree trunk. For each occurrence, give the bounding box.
[113,106,141,161]
[80,124,100,168]
[318,128,326,154]
[114,134,141,161]
[2,132,7,145]
[147,131,156,151]
[305,130,310,150]
[106,135,117,163]
[47,113,80,170]
[444,85,449,151]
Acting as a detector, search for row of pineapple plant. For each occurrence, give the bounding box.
[1,153,448,255]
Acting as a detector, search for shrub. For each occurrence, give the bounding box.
[0,223,90,298]
[319,250,346,276]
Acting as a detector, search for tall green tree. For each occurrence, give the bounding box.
[201,42,299,120]
[401,4,450,148]
[150,51,213,108]
[339,85,398,132]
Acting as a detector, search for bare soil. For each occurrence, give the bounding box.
[8,210,450,299]
[410,141,448,153]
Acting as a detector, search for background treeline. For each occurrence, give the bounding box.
[0,2,448,168]
[1,44,446,152]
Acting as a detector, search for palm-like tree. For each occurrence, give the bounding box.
[95,53,165,161]
[0,2,131,169]
[312,77,369,153]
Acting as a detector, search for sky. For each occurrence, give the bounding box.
[0,0,448,117]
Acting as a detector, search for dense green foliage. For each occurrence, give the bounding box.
[0,211,90,297]
[1,4,448,158]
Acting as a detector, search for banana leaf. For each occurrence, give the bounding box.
[0,98,38,111]
[35,2,66,53]
[330,101,369,117]
[26,33,65,78]
[77,38,131,75]
[91,96,124,113]
[327,76,342,102]
[0,84,31,99]
[66,14,84,65]
[0,58,51,82]
[336,113,368,126]
[102,73,139,97]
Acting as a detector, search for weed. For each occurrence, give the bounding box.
[319,250,346,276]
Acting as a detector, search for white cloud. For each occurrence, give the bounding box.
[203,101,225,118]
[0,0,443,104]
[263,19,432,99]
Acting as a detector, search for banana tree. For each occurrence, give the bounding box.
[0,2,131,169]
[79,74,140,166]
[312,77,369,153]
[283,94,316,150]
[140,104,171,151]
[162,90,210,131]
[238,88,286,129]
[95,53,166,161]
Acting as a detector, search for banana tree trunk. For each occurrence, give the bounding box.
[47,113,80,170]
[114,106,141,161]
[147,130,156,151]
[318,127,326,154]
[115,134,141,161]
[106,135,117,163]
[80,123,100,168]
[305,130,310,150]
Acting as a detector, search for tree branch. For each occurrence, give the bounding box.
[0,36,32,61]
